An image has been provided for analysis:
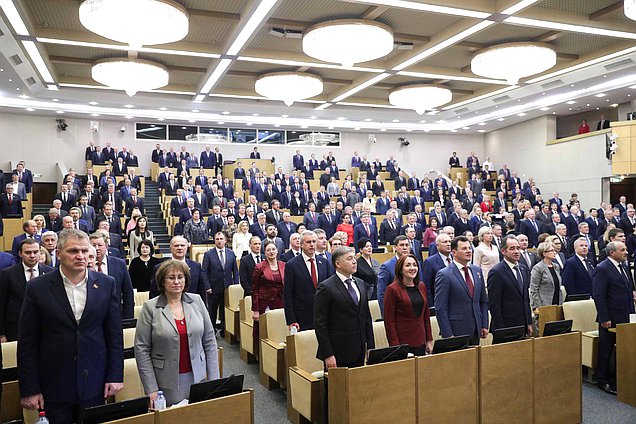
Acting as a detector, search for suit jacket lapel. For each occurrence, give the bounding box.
[158,295,178,333]
[81,271,101,324]
[49,270,78,325]
[503,263,523,295]
[450,264,472,298]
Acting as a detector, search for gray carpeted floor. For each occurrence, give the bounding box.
[217,337,636,423]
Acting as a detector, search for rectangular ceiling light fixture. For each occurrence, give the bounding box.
[22,40,54,83]
[0,0,29,36]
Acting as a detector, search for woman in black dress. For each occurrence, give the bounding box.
[354,237,380,300]
[128,240,162,292]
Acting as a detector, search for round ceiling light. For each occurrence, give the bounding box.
[79,0,189,48]
[91,58,169,96]
[471,42,557,84]
[626,0,636,20]
[255,72,324,106]
[388,84,453,115]
[302,19,394,68]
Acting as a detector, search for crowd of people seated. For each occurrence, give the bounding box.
[0,140,635,420]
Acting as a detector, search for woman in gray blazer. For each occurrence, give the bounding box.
[135,260,219,407]
[530,241,563,311]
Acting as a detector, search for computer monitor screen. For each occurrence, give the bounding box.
[432,335,470,354]
[79,397,149,424]
[564,294,590,302]
[2,366,17,382]
[542,320,573,337]
[492,326,527,345]
[188,374,244,404]
[122,318,137,329]
[123,347,135,360]
[366,344,409,365]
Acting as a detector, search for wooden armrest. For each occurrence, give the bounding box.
[289,366,322,382]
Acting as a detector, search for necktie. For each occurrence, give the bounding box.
[446,256,451,266]
[74,222,78,230]
[532,220,538,232]
[97,261,103,273]
[219,249,225,268]
[8,195,11,205]
[327,214,331,224]
[584,259,593,277]
[28,268,35,281]
[365,224,370,236]
[256,255,261,263]
[389,220,394,230]
[463,266,474,297]
[345,278,359,305]
[82,206,86,215]
[514,265,524,290]
[309,257,318,288]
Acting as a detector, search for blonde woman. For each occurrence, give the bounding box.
[232,220,252,258]
[473,226,500,280]
[530,241,563,311]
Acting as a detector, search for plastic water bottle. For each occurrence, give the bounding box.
[290,324,298,335]
[36,412,49,423]
[265,306,271,313]
[154,391,167,410]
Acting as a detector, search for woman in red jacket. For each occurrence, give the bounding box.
[251,240,285,344]
[336,213,354,246]
[383,254,433,356]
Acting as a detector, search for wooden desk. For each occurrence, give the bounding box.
[616,323,636,407]
[104,413,155,424]
[2,217,24,251]
[533,332,582,424]
[1,380,21,422]
[329,359,416,424]
[536,305,564,336]
[154,390,254,424]
[479,339,533,424]
[417,348,478,424]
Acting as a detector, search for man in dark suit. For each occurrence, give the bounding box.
[379,211,400,245]
[353,214,378,251]
[250,213,268,240]
[238,236,262,296]
[568,224,598,265]
[202,232,238,336]
[448,152,460,168]
[250,147,261,159]
[101,184,123,214]
[0,184,23,217]
[519,209,540,248]
[564,205,585,238]
[293,150,304,171]
[151,144,162,163]
[487,235,533,336]
[213,147,223,176]
[317,205,338,239]
[302,203,320,230]
[377,236,418,315]
[11,219,40,260]
[562,238,594,296]
[620,207,636,234]
[0,239,54,342]
[265,200,283,226]
[277,212,297,249]
[280,233,302,263]
[586,208,605,240]
[422,233,452,308]
[597,113,611,131]
[435,236,489,345]
[95,203,122,235]
[315,246,374,370]
[148,236,209,300]
[18,229,123,422]
[200,146,215,169]
[124,188,145,216]
[593,241,635,394]
[90,233,134,320]
[284,230,334,330]
[85,142,97,161]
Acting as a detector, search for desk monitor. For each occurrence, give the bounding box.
[366,344,409,365]
[122,318,137,329]
[78,397,149,424]
[432,335,470,354]
[492,326,527,344]
[543,320,573,337]
[429,307,436,317]
[188,374,244,404]
[123,347,135,360]
[565,294,590,302]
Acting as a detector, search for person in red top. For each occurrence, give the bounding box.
[336,214,355,246]
[480,193,493,213]
[251,240,286,345]
[578,119,590,134]
[383,254,433,356]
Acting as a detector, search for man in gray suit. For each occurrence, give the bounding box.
[135,260,219,407]
[260,224,284,257]
[517,234,538,270]
[78,195,97,232]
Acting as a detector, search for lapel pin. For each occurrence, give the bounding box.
[93,283,99,289]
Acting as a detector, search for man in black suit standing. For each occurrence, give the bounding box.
[238,236,262,296]
[284,230,333,331]
[487,235,533,336]
[214,147,223,177]
[0,184,23,217]
[597,113,611,131]
[315,246,374,369]
[250,147,261,159]
[0,239,54,342]
[593,241,635,395]
[18,229,123,422]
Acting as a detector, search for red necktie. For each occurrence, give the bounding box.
[463,266,474,297]
[309,258,318,288]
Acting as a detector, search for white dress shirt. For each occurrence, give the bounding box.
[335,271,360,302]
[61,269,88,322]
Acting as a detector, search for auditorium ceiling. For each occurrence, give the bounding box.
[0,0,636,133]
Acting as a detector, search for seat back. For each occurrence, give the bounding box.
[123,327,136,349]
[134,291,149,306]
[263,308,288,344]
[1,341,17,368]
[240,296,253,323]
[115,358,144,402]
[369,300,381,322]
[430,316,441,341]
[373,321,389,349]
[562,299,597,333]
[226,284,244,309]
[134,305,143,319]
[290,330,323,373]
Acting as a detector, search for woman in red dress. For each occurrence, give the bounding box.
[336,213,355,246]
[251,240,286,343]
[578,119,590,134]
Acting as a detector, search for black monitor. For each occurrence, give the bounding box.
[366,344,409,365]
[122,318,137,329]
[565,294,590,302]
[492,326,527,345]
[2,366,17,382]
[188,374,244,404]
[432,335,470,354]
[543,320,573,337]
[428,307,436,317]
[123,347,135,360]
[78,397,149,424]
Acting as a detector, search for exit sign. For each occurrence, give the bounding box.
[610,176,622,183]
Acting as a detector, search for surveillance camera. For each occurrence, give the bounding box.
[56,119,68,131]
[368,134,376,143]
[120,126,126,133]
[609,133,618,141]
[398,137,410,147]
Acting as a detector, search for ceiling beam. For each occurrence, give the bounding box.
[48,55,208,73]
[360,5,390,20]
[533,31,565,43]
[589,1,624,21]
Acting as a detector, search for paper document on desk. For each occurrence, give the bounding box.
[630,314,636,323]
